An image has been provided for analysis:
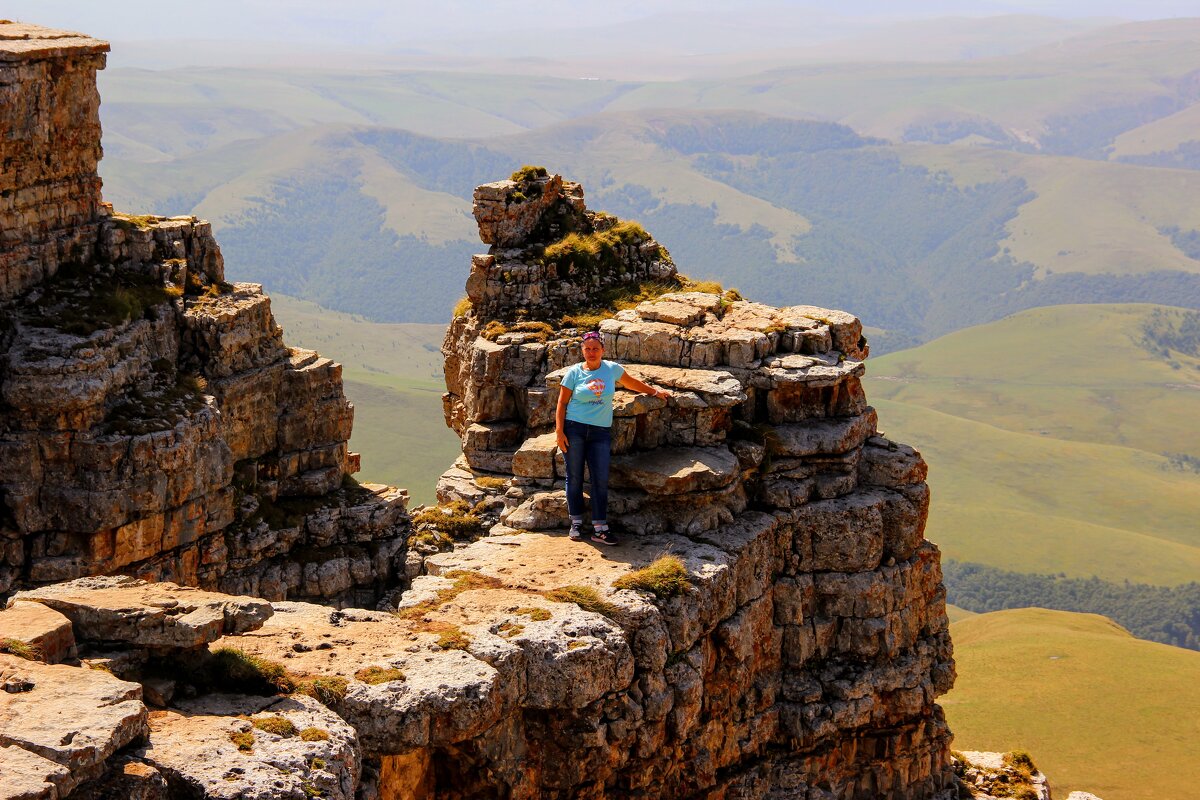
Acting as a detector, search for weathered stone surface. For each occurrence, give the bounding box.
[0,42,407,604]
[0,602,75,663]
[957,751,1051,800]
[136,693,359,800]
[0,654,146,789]
[771,408,877,457]
[69,756,168,800]
[213,602,507,756]
[0,742,74,800]
[610,446,740,495]
[9,576,272,649]
[0,22,108,303]
[511,432,559,478]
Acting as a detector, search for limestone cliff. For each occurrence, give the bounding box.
[2,21,964,800]
[0,22,410,607]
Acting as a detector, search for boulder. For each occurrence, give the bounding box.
[0,654,146,791]
[0,602,76,663]
[136,693,359,800]
[9,576,272,650]
[609,446,740,495]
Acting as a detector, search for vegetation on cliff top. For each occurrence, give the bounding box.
[613,556,692,598]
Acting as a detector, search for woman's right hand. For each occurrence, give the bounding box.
[556,430,569,452]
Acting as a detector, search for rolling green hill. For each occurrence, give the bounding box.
[945,608,1200,800]
[865,304,1200,585]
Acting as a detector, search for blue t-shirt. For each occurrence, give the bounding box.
[562,360,625,427]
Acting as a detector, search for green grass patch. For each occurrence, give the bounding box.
[354,666,406,685]
[230,730,255,752]
[474,476,507,490]
[110,213,160,231]
[252,715,298,737]
[24,262,180,337]
[516,606,552,621]
[559,277,685,330]
[293,675,349,705]
[543,585,619,618]
[207,648,295,694]
[511,165,549,182]
[430,622,471,650]
[612,556,691,598]
[0,639,40,661]
[411,500,486,540]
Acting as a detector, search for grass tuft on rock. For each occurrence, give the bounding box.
[612,556,691,598]
[453,296,472,317]
[516,606,552,621]
[252,715,298,737]
[411,500,485,540]
[559,277,683,330]
[474,476,507,490]
[435,624,472,650]
[229,730,255,752]
[544,585,620,618]
[354,666,406,685]
[208,648,295,694]
[395,569,507,621]
[1004,750,1037,775]
[301,728,330,742]
[294,675,349,705]
[0,639,40,661]
[511,165,549,182]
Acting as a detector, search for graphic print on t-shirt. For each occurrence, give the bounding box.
[586,378,605,398]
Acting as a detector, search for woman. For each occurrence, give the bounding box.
[555,331,669,545]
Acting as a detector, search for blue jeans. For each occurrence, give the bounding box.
[563,419,611,522]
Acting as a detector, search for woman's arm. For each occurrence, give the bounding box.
[618,372,670,399]
[555,385,572,451]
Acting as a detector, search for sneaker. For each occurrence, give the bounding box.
[568,522,584,541]
[590,528,619,546]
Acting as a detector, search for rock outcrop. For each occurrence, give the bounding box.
[0,22,411,608]
[2,21,969,800]
[398,170,958,798]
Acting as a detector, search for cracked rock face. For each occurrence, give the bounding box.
[398,170,959,798]
[137,694,359,800]
[9,576,273,650]
[0,654,147,796]
[0,25,412,608]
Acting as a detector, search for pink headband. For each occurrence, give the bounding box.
[582,332,602,342]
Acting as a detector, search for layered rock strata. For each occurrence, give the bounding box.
[0,22,109,301]
[405,172,959,797]
[0,24,410,607]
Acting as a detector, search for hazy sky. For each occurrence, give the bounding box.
[9,0,1199,45]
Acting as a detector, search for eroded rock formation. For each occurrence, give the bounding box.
[0,22,410,608]
[2,21,966,800]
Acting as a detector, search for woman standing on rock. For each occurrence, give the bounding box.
[556,331,669,545]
